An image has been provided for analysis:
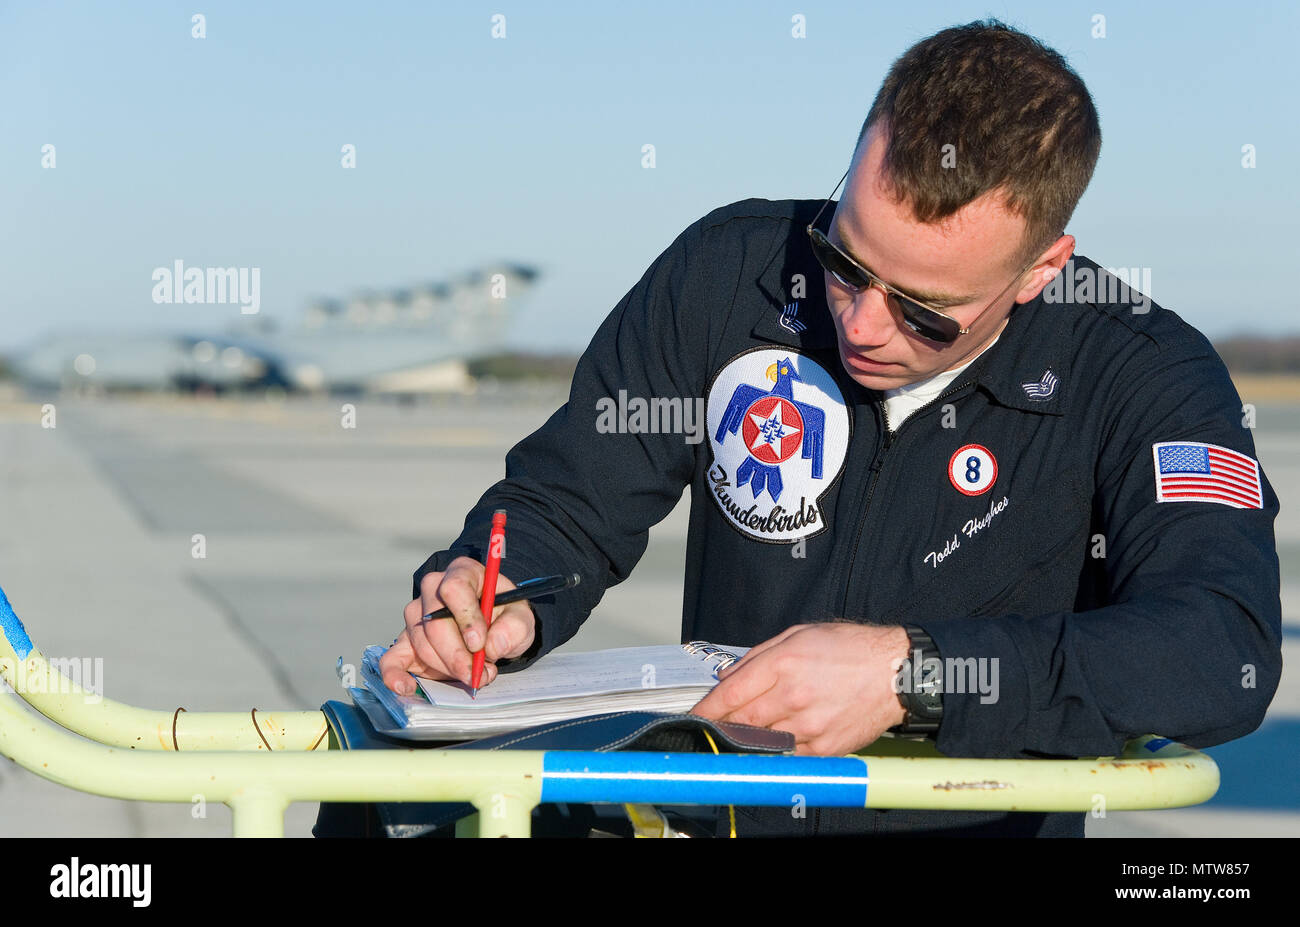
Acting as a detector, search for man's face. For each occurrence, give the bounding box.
[825,125,1055,392]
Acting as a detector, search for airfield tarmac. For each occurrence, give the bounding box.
[0,387,1295,837]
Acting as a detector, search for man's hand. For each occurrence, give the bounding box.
[690,623,911,756]
[379,556,536,695]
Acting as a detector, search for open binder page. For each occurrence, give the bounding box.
[354,642,747,738]
[415,643,745,707]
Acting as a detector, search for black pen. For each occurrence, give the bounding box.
[420,572,581,621]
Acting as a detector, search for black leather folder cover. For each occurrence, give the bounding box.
[314,695,795,837]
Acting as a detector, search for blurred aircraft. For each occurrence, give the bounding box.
[7,264,539,396]
[12,331,290,393]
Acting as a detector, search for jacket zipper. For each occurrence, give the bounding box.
[839,378,978,619]
[815,375,982,835]
[818,377,977,836]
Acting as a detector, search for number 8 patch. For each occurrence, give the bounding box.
[948,444,998,496]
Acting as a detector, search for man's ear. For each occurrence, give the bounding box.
[1016,234,1076,304]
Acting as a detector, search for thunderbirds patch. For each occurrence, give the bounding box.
[705,348,850,542]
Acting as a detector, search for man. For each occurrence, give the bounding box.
[378,20,1281,836]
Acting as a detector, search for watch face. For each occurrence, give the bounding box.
[915,688,943,715]
[903,653,944,718]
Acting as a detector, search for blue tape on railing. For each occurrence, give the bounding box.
[0,585,34,659]
[541,751,869,807]
[1143,737,1174,752]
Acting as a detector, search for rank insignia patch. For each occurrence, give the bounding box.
[705,348,850,542]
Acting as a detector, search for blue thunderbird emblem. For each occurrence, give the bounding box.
[715,356,826,501]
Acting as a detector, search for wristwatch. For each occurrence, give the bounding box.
[890,625,943,735]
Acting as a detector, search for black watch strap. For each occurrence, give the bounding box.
[890,625,943,735]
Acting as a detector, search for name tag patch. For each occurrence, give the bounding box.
[923,495,1010,569]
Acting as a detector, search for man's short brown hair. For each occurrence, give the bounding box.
[859,19,1101,270]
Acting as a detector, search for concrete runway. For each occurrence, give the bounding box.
[0,389,1295,837]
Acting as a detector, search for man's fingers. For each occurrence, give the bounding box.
[412,561,481,685]
[378,634,411,694]
[379,628,498,694]
[380,632,433,696]
[717,624,808,678]
[483,604,535,662]
[403,596,445,673]
[438,559,492,652]
[716,687,794,732]
[422,613,480,686]
[408,557,527,688]
[691,652,780,720]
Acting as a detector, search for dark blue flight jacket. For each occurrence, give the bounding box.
[414,198,1283,837]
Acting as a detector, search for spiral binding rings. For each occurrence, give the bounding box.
[684,640,739,672]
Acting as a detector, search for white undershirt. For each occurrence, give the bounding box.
[882,333,1002,432]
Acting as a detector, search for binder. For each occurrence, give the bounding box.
[352,641,747,739]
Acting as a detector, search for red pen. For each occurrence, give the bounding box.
[471,509,507,697]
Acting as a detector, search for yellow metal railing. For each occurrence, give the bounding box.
[0,588,1219,836]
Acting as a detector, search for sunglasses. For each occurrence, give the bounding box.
[806,168,1034,344]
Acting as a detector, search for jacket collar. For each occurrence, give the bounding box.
[749,200,840,352]
[749,198,1070,417]
[967,290,1070,416]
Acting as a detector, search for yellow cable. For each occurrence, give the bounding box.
[701,730,736,838]
[622,802,667,837]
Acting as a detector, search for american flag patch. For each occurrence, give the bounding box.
[1152,441,1262,509]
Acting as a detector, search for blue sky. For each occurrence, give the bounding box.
[1,0,1296,352]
